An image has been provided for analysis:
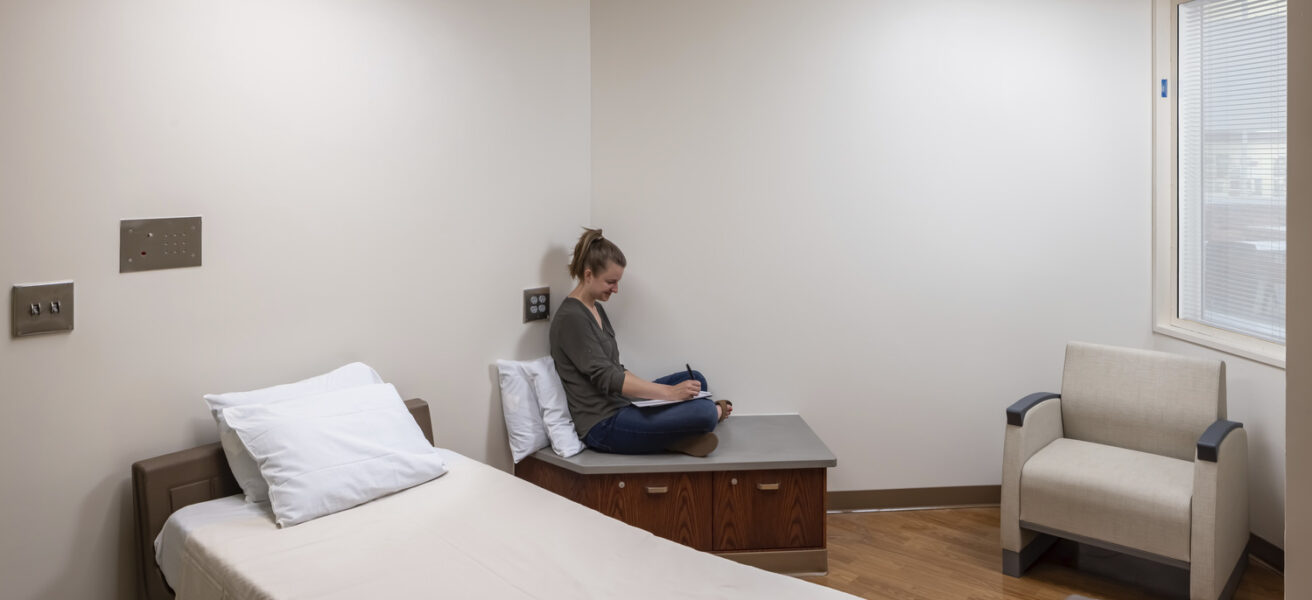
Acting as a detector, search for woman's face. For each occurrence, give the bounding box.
[585,262,624,301]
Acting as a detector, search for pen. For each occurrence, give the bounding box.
[685,363,695,386]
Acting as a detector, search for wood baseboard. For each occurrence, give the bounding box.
[1249,533,1284,573]
[826,485,1001,511]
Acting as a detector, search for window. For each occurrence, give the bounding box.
[1153,0,1287,366]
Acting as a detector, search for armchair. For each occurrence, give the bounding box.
[1001,342,1248,600]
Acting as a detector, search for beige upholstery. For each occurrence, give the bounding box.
[1001,342,1248,600]
[1192,428,1250,600]
[1021,438,1193,562]
[1000,396,1061,553]
[1061,342,1225,461]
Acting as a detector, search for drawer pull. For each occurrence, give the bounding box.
[618,481,625,489]
[756,482,781,491]
[645,485,669,495]
[731,478,738,486]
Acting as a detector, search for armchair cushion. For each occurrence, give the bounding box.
[1020,438,1193,562]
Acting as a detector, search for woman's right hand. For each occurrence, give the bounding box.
[666,380,702,402]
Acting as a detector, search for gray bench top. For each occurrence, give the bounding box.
[528,414,837,474]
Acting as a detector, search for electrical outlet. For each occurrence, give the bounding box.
[524,287,550,323]
[120,216,202,273]
[11,281,74,337]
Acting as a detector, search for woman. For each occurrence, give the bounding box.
[549,228,732,457]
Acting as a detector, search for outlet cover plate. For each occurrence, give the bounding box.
[524,287,550,323]
[12,281,74,337]
[120,216,202,273]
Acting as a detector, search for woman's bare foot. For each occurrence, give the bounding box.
[715,399,733,422]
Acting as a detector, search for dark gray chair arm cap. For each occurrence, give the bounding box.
[1197,420,1243,462]
[1006,393,1061,426]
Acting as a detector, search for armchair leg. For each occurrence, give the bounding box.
[1002,532,1057,577]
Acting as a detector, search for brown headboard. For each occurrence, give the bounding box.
[131,398,434,600]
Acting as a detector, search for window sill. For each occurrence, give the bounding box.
[1153,319,1286,369]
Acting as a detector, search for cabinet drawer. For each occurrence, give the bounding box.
[586,471,712,550]
[712,469,825,551]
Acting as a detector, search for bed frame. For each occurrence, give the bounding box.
[130,398,434,600]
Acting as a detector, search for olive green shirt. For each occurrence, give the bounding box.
[549,297,633,438]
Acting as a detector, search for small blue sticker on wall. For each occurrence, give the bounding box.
[1161,79,1168,98]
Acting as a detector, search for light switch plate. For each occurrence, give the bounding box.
[120,216,202,273]
[524,287,550,323]
[12,281,74,337]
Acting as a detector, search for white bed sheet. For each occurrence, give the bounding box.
[155,495,271,591]
[155,448,469,590]
[160,448,857,600]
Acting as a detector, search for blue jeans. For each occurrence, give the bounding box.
[583,370,717,454]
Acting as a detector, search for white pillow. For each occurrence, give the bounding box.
[203,362,383,502]
[496,359,550,463]
[223,383,447,528]
[523,356,585,458]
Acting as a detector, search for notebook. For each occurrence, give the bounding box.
[631,391,712,408]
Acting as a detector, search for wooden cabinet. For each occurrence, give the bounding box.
[513,415,836,574]
[517,460,823,555]
[712,469,825,551]
[590,472,713,550]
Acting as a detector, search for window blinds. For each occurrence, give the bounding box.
[1177,0,1287,344]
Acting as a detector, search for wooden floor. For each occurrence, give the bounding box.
[798,507,1284,600]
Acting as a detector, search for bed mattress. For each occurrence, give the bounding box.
[156,449,856,599]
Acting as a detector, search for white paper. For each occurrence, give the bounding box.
[631,391,712,408]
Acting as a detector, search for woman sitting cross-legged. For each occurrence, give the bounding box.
[549,227,732,457]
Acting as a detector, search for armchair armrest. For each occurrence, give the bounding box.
[1196,420,1243,462]
[1001,393,1063,553]
[1006,392,1061,426]
[1191,421,1248,598]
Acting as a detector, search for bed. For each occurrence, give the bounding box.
[132,399,858,600]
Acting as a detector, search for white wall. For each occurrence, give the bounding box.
[0,1,590,598]
[1286,0,1309,594]
[591,0,1287,544]
[1,2,1293,597]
